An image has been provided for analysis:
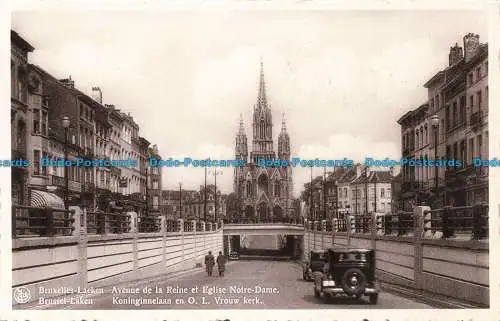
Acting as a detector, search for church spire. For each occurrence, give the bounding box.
[278,112,290,161]
[238,113,245,134]
[257,58,268,108]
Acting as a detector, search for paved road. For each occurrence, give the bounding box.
[33,260,432,309]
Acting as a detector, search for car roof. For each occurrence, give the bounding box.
[327,247,373,253]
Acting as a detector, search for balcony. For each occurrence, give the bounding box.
[50,175,65,187]
[11,148,27,161]
[82,182,95,193]
[470,111,483,129]
[82,148,95,159]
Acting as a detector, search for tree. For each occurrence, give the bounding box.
[226,193,242,222]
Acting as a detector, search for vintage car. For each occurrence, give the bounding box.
[229,251,240,260]
[302,250,328,281]
[313,247,379,304]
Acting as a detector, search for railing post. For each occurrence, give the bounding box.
[331,218,336,246]
[442,206,454,239]
[346,215,352,246]
[45,208,54,237]
[370,212,376,250]
[128,212,139,271]
[472,203,488,240]
[97,211,106,234]
[201,221,206,232]
[414,206,428,290]
[71,206,87,289]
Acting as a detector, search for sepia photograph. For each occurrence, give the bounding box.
[8,8,491,314]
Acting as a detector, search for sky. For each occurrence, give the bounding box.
[11,10,488,197]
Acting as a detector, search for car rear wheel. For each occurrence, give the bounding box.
[341,268,367,296]
[369,293,378,305]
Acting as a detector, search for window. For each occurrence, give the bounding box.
[153,196,159,209]
[476,67,481,80]
[344,187,348,197]
[274,182,280,196]
[485,61,488,74]
[424,126,428,145]
[478,135,482,158]
[469,138,474,162]
[32,109,40,134]
[11,60,16,97]
[41,110,48,135]
[435,95,440,109]
[381,203,385,212]
[153,180,158,189]
[468,73,473,86]
[33,150,41,175]
[477,91,482,109]
[41,152,48,176]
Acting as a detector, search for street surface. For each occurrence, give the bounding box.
[33,260,432,309]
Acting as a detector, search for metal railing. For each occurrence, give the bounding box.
[12,204,75,237]
[138,216,160,233]
[304,203,488,240]
[86,210,131,234]
[423,203,488,240]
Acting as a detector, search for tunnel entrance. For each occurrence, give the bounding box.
[232,234,301,260]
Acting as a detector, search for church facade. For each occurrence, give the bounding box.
[233,62,293,222]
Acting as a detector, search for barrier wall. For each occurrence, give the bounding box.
[12,207,223,305]
[302,206,489,306]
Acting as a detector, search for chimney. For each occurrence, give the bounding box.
[355,164,363,178]
[463,33,480,62]
[59,75,74,89]
[91,86,102,104]
[448,43,463,66]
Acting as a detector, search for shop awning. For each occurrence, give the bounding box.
[30,190,65,209]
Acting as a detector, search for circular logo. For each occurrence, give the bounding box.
[13,286,31,304]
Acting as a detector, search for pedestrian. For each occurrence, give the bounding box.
[205,251,215,276]
[216,251,226,277]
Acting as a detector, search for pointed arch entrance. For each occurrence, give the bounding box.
[273,205,283,222]
[257,202,269,222]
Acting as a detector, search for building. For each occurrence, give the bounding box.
[147,144,163,216]
[233,62,293,222]
[400,33,489,208]
[11,30,34,206]
[105,104,123,195]
[397,103,433,211]
[33,69,99,208]
[350,167,393,215]
[336,167,358,218]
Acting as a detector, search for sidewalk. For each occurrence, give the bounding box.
[379,282,487,309]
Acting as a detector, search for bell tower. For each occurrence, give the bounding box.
[250,60,275,163]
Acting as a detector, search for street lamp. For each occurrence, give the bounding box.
[62,116,70,209]
[179,182,183,219]
[209,169,223,223]
[430,115,440,189]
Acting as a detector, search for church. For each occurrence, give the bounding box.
[233,62,293,222]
